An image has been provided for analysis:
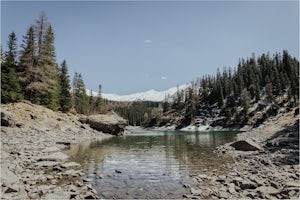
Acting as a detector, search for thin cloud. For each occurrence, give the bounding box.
[144,39,152,44]
[161,76,168,80]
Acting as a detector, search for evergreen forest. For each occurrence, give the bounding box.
[1,12,299,129]
[1,12,97,114]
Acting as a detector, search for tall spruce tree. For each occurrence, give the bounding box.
[1,32,22,103]
[59,60,72,112]
[72,73,89,114]
[19,25,35,98]
[19,12,60,110]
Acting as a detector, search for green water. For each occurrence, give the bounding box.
[65,130,238,199]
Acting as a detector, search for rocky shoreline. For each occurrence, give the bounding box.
[1,102,114,199]
[1,126,113,199]
[185,109,299,199]
[1,102,299,199]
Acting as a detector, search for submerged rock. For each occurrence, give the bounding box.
[38,152,69,162]
[80,112,127,136]
[230,139,263,151]
[61,162,81,169]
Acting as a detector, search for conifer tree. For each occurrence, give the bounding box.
[19,26,35,97]
[95,84,103,113]
[72,73,89,114]
[58,60,72,112]
[19,12,60,110]
[1,32,22,103]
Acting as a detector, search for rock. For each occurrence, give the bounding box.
[5,186,18,193]
[256,186,281,195]
[240,180,257,190]
[230,139,263,151]
[62,169,82,177]
[191,188,202,195]
[83,178,93,183]
[56,141,71,146]
[1,164,27,198]
[42,146,60,153]
[80,112,127,135]
[232,177,243,186]
[228,186,236,194]
[35,161,59,168]
[216,175,226,183]
[38,152,69,162]
[42,187,70,199]
[197,174,208,179]
[84,193,97,199]
[218,191,229,199]
[61,162,81,169]
[1,110,15,127]
[285,181,299,188]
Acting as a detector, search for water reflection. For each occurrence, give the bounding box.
[65,130,238,199]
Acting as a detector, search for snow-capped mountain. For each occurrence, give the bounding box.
[86,85,188,102]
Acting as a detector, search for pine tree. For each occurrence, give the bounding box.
[19,25,35,98]
[95,84,103,113]
[58,60,72,112]
[88,90,95,114]
[241,88,250,115]
[19,12,60,110]
[73,73,89,114]
[1,32,22,103]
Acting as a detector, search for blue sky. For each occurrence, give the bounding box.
[2,1,299,95]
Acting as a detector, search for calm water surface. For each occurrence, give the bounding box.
[65,130,238,199]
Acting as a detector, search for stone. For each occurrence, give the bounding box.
[191,188,202,195]
[256,186,281,195]
[61,162,81,169]
[38,152,69,162]
[83,178,93,183]
[62,169,82,177]
[42,146,60,153]
[35,161,59,168]
[228,186,236,194]
[240,181,257,190]
[285,181,299,188]
[75,181,83,187]
[1,164,19,188]
[42,187,70,199]
[230,139,263,151]
[232,177,243,186]
[216,175,226,183]
[56,141,71,146]
[1,110,15,127]
[5,186,18,193]
[218,191,229,199]
[198,174,208,179]
[80,111,127,135]
[84,193,97,199]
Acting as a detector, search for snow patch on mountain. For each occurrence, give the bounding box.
[86,85,188,102]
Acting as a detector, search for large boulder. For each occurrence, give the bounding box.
[230,139,263,151]
[80,112,127,136]
[1,110,15,127]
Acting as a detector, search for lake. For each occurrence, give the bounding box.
[64,130,238,199]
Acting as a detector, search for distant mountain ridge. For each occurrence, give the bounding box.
[86,85,188,102]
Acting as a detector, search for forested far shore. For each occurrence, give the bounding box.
[1,12,299,130]
[145,51,299,129]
